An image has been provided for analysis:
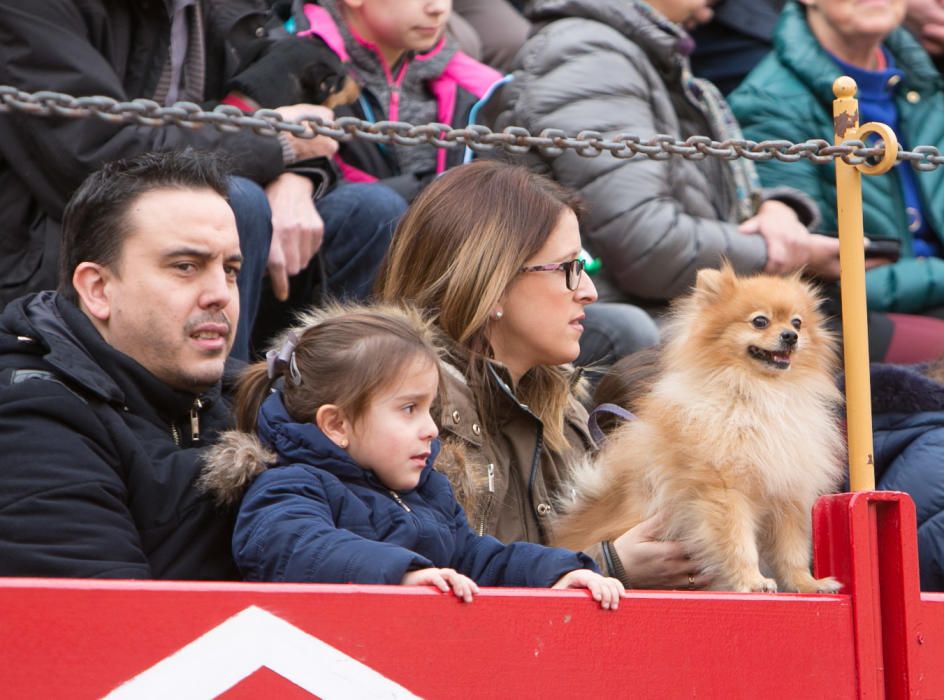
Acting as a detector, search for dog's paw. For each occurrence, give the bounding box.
[782,573,843,594]
[810,576,843,594]
[734,575,778,593]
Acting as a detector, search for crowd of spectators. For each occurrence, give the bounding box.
[0,0,941,592]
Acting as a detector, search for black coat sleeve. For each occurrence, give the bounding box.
[0,378,152,578]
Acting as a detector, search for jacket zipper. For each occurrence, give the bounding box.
[528,428,547,542]
[476,463,495,536]
[484,364,548,540]
[190,398,203,444]
[170,397,204,447]
[389,85,401,122]
[389,490,412,512]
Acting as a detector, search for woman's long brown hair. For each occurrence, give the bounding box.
[376,160,586,452]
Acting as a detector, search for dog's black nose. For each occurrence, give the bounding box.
[780,330,798,346]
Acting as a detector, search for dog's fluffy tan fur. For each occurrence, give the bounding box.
[553,265,846,593]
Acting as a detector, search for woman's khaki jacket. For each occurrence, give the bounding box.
[434,361,595,546]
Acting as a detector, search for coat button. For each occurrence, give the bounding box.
[906,90,921,103]
[451,410,461,424]
[255,26,266,38]
[887,74,901,89]
[472,423,481,435]
[537,503,551,516]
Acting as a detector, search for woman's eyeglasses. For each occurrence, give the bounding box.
[519,258,586,291]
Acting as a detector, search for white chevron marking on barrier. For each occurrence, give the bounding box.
[104,605,421,699]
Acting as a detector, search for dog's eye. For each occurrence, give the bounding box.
[791,318,802,330]
[751,316,769,329]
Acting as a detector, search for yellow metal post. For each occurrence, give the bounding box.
[832,77,898,492]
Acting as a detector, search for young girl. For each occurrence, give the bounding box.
[296,0,503,202]
[201,304,623,608]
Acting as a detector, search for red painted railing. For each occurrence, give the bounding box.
[1,491,940,698]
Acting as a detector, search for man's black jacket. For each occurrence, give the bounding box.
[0,292,238,579]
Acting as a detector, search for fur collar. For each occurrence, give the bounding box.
[868,362,944,414]
[199,430,276,507]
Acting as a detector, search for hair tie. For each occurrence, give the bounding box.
[265,331,302,386]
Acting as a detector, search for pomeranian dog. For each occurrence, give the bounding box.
[553,265,846,593]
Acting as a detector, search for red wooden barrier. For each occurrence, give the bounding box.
[814,491,943,699]
[0,491,940,699]
[1,580,857,698]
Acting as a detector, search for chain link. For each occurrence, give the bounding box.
[3,85,944,170]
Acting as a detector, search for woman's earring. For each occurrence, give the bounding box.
[340,438,349,448]
[494,310,503,320]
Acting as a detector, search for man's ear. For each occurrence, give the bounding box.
[72,262,113,322]
[316,404,352,448]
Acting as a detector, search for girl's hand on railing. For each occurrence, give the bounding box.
[401,567,480,603]
[552,569,626,610]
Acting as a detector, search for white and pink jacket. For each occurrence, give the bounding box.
[300,2,503,201]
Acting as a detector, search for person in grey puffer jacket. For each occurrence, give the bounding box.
[490,0,844,311]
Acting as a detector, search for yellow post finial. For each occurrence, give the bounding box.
[833,76,857,99]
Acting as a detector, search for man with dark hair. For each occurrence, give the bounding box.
[0,150,242,579]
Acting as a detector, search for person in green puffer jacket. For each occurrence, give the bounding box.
[729,0,944,317]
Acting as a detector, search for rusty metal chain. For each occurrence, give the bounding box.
[3,85,944,170]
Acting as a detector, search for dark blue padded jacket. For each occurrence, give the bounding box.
[871,363,944,591]
[228,392,596,585]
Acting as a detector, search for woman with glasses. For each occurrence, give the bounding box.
[376,160,701,590]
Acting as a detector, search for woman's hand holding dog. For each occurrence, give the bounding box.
[552,569,626,610]
[612,515,709,590]
[401,567,480,603]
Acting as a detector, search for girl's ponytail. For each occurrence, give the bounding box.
[233,361,274,433]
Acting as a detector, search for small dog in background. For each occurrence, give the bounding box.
[224,35,360,112]
[221,33,359,198]
[553,265,846,593]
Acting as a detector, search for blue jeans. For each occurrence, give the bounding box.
[317,183,408,300]
[228,177,272,361]
[250,182,408,351]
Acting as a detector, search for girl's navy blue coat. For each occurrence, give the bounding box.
[231,393,596,585]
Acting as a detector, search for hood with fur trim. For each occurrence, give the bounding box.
[200,430,276,507]
[867,362,944,415]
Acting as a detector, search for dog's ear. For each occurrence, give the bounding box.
[693,264,736,303]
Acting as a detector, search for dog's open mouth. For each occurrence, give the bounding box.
[748,345,793,369]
